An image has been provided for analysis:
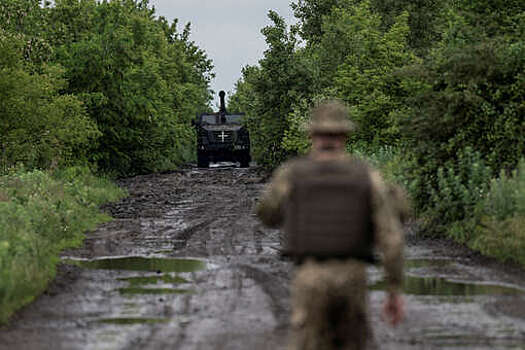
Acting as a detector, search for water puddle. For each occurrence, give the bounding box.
[98,318,169,325]
[370,275,523,296]
[118,287,192,295]
[62,257,202,297]
[63,256,205,273]
[422,334,525,349]
[153,249,175,254]
[371,259,524,296]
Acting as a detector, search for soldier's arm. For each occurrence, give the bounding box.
[255,164,293,228]
[370,170,405,294]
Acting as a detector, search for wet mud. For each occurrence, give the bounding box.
[1,165,525,349]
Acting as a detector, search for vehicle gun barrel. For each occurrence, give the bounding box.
[219,90,227,114]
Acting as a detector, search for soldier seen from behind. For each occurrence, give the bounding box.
[256,100,405,350]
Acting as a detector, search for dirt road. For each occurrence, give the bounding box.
[1,166,525,349]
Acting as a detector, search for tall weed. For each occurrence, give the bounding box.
[470,159,525,265]
[424,148,492,238]
[0,168,125,323]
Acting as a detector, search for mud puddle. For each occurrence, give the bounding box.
[63,256,206,273]
[370,256,525,349]
[63,256,203,297]
[371,259,524,296]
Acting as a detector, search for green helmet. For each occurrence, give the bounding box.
[308,100,355,135]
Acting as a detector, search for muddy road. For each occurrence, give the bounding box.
[1,166,525,350]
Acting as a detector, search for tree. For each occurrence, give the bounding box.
[291,0,445,53]
[0,31,99,171]
[230,11,316,168]
[322,2,419,148]
[0,0,214,175]
[399,11,525,210]
[291,0,344,44]
[48,0,213,174]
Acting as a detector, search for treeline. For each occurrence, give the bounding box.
[230,0,525,264]
[0,0,212,323]
[1,0,213,176]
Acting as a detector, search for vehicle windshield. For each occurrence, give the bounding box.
[226,115,243,123]
[200,114,244,124]
[201,115,217,124]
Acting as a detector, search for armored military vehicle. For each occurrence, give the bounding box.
[193,91,251,168]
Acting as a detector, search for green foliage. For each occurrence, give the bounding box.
[471,215,525,266]
[451,0,525,39]
[291,0,445,53]
[290,0,342,44]
[317,1,384,85]
[0,0,52,67]
[48,0,213,174]
[481,168,524,222]
[281,97,316,156]
[232,2,420,167]
[0,30,99,172]
[468,160,525,265]
[351,145,398,172]
[415,154,525,266]
[0,167,125,323]
[400,35,525,210]
[325,3,419,146]
[423,149,492,238]
[234,0,525,266]
[366,0,445,53]
[232,11,316,168]
[0,0,213,176]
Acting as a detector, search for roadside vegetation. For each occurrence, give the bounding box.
[229,0,525,266]
[0,0,213,323]
[0,168,125,323]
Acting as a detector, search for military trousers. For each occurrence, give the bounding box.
[288,258,370,350]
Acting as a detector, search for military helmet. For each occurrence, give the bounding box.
[308,100,355,135]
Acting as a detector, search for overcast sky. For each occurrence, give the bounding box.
[149,0,297,108]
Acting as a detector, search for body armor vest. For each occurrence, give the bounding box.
[283,157,376,263]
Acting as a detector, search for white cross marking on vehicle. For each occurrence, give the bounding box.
[219,131,227,142]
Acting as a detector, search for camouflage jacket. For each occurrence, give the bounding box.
[256,153,405,292]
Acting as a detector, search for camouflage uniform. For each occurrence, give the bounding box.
[257,153,404,349]
[257,101,404,349]
[386,183,411,226]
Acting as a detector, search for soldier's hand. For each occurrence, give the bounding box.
[382,292,405,327]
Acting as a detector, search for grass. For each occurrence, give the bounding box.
[468,160,525,266]
[0,166,125,324]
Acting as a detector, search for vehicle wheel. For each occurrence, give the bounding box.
[239,153,250,168]
[197,153,210,168]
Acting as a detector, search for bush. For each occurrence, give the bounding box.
[0,168,125,323]
[425,148,492,236]
[470,159,525,265]
[400,28,525,210]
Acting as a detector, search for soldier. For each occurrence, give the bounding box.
[256,101,405,350]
